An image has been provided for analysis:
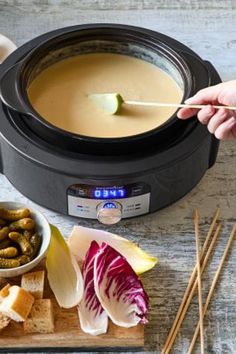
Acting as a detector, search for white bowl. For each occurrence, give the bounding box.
[0,201,51,277]
[0,34,17,64]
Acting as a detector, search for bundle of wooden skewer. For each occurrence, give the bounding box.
[161,208,236,354]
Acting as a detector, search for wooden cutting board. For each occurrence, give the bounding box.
[0,261,144,351]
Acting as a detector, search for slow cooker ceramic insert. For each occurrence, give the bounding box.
[0,24,220,224]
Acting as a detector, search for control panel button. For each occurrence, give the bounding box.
[96,201,122,225]
[131,185,143,195]
[78,188,87,197]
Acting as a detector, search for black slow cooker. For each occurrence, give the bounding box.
[0,24,220,224]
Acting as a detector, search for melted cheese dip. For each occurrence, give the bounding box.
[27,53,183,138]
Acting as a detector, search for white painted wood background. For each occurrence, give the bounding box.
[0,1,236,353]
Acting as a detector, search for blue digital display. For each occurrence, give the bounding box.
[93,188,126,199]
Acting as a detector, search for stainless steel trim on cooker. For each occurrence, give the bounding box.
[67,194,150,219]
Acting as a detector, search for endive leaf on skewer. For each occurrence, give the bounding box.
[68,226,157,275]
[89,93,236,113]
[46,225,83,308]
[89,93,124,114]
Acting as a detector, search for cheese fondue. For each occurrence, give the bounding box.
[27,53,183,138]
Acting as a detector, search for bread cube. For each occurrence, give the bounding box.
[24,299,54,334]
[21,270,45,299]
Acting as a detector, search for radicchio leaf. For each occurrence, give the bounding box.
[78,241,108,335]
[94,242,148,328]
[68,226,157,275]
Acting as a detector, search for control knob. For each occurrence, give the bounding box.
[96,201,122,225]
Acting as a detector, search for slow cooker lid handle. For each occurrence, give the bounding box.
[0,61,29,115]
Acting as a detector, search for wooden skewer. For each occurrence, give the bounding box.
[161,208,220,354]
[125,100,236,111]
[193,209,205,354]
[163,222,222,354]
[188,223,236,354]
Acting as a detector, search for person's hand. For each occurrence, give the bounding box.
[177,80,236,140]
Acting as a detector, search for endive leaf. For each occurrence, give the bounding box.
[89,93,124,114]
[68,226,157,275]
[46,225,83,308]
[78,241,108,335]
[94,242,148,328]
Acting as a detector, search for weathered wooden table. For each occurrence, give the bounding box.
[0,1,236,353]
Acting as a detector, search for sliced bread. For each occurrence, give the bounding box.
[21,270,45,299]
[0,285,34,322]
[23,298,54,334]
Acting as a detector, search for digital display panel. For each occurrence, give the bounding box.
[68,182,150,199]
[93,188,126,199]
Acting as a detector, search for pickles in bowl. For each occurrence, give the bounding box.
[0,201,51,277]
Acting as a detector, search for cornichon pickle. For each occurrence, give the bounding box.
[8,232,33,256]
[9,218,35,231]
[15,254,31,265]
[0,257,20,268]
[0,219,6,227]
[0,207,30,221]
[0,238,11,250]
[23,230,34,241]
[30,233,41,257]
[0,247,18,258]
[0,227,9,241]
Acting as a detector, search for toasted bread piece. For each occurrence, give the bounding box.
[0,283,10,302]
[23,299,54,334]
[21,270,45,299]
[0,285,34,322]
[0,312,11,331]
